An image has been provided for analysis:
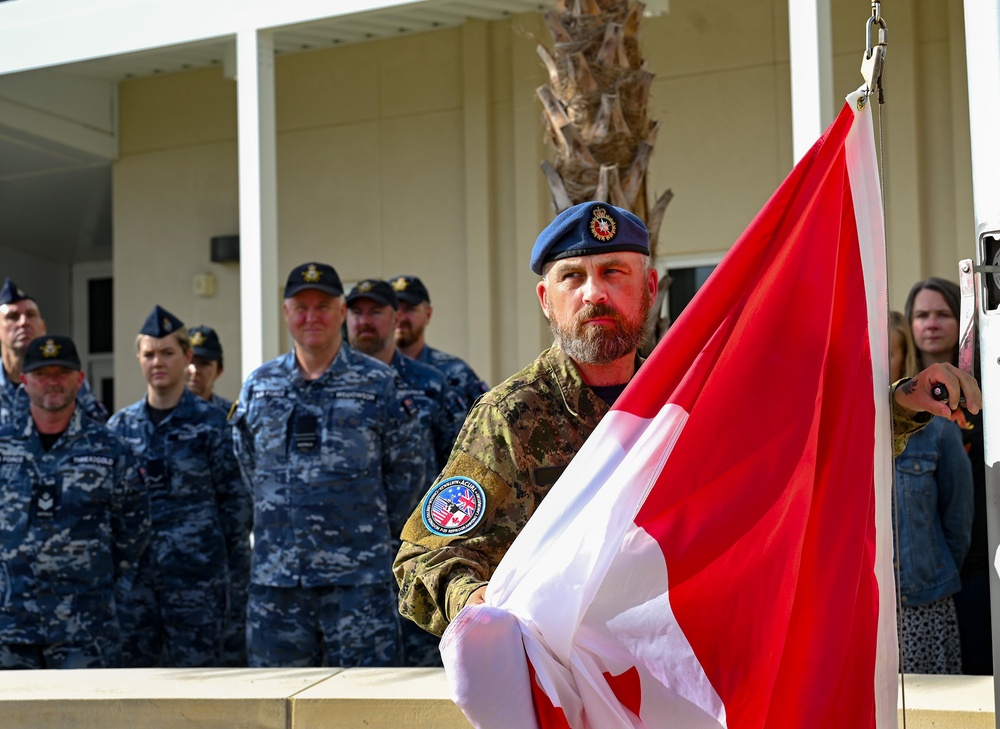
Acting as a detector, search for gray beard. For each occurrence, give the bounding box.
[549,292,651,365]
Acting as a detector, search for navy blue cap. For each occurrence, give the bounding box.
[189,325,223,361]
[389,275,430,305]
[529,202,650,275]
[0,278,31,306]
[284,262,343,298]
[22,335,81,373]
[347,279,399,309]
[140,305,185,338]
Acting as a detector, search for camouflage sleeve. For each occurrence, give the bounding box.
[890,378,933,457]
[209,417,253,583]
[393,401,529,636]
[383,377,431,539]
[230,382,256,490]
[77,379,109,424]
[112,447,151,590]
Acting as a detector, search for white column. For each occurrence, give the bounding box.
[963,0,1000,703]
[236,28,280,379]
[788,0,833,162]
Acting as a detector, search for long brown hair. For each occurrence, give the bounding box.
[889,310,918,379]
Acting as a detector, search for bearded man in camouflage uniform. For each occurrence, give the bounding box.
[232,263,427,668]
[0,278,108,425]
[393,202,982,639]
[0,335,149,668]
[346,278,465,666]
[391,275,490,415]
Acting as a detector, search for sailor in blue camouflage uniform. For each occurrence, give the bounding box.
[347,279,463,474]
[232,262,428,668]
[0,278,108,425]
[0,335,149,669]
[347,278,464,666]
[187,325,234,415]
[184,324,244,664]
[108,306,251,667]
[391,275,490,415]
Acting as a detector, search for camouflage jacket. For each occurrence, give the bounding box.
[0,366,109,425]
[395,347,933,636]
[414,345,489,416]
[391,350,463,479]
[394,344,607,636]
[231,345,428,588]
[0,408,150,644]
[108,389,251,591]
[208,392,234,416]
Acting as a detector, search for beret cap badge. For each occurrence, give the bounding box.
[589,206,617,242]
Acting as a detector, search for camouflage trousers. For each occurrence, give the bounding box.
[246,582,400,668]
[400,614,442,667]
[117,561,226,668]
[0,639,119,669]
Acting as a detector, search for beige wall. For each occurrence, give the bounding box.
[112,0,974,408]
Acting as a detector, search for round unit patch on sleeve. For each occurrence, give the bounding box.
[422,476,486,537]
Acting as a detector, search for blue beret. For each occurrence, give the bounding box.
[529,202,650,275]
[189,325,223,361]
[0,277,31,306]
[140,305,185,338]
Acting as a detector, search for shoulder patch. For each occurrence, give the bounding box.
[421,476,486,537]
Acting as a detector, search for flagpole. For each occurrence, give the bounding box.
[962,0,1000,707]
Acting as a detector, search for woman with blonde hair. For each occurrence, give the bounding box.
[890,309,973,674]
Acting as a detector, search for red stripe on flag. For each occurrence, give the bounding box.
[630,104,878,727]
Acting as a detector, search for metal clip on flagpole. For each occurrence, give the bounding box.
[859,1,887,110]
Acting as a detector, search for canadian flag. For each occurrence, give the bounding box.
[440,90,897,729]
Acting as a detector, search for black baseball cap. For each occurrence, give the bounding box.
[346,279,399,310]
[389,275,430,305]
[284,262,344,298]
[22,336,82,373]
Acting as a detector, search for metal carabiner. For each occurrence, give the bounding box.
[860,5,888,104]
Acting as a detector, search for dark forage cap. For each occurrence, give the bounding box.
[529,202,649,275]
[140,305,184,337]
[388,275,430,305]
[284,262,344,298]
[23,335,81,373]
[0,277,31,306]
[189,325,223,361]
[346,279,399,310]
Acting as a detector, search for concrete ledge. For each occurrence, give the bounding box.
[898,674,995,728]
[0,668,992,728]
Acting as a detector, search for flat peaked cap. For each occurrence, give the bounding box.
[189,325,223,361]
[347,279,399,310]
[389,275,430,305]
[284,262,343,299]
[0,277,31,306]
[140,305,184,338]
[23,335,82,373]
[529,202,650,275]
